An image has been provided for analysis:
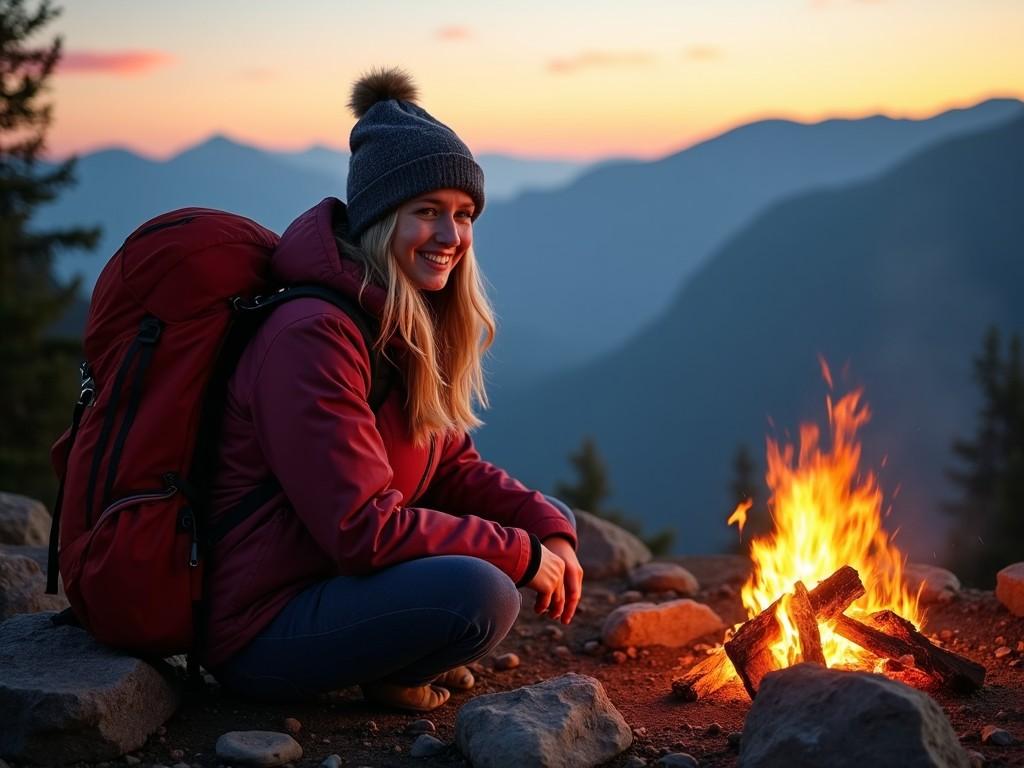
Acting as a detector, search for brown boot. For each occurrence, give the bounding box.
[436,665,475,691]
[359,681,451,712]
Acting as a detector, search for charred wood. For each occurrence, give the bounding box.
[671,649,734,702]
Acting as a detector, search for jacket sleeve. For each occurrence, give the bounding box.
[245,307,533,582]
[418,431,579,549]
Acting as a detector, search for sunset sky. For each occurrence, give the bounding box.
[47,0,1024,161]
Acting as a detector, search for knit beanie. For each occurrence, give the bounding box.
[346,68,485,241]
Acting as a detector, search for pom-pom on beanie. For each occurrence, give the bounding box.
[346,67,485,241]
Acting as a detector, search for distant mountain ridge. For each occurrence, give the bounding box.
[476,98,1024,387]
[476,114,1024,562]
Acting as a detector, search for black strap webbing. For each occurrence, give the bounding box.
[46,397,88,595]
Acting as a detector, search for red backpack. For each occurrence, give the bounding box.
[47,208,386,657]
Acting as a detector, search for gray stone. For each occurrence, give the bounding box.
[405,718,436,735]
[996,563,1024,617]
[0,552,68,620]
[623,757,648,768]
[628,562,699,596]
[980,725,1016,746]
[575,509,651,579]
[601,600,725,649]
[657,754,699,768]
[0,493,50,546]
[410,733,447,757]
[739,663,970,767]
[904,563,961,604]
[0,612,180,764]
[320,755,342,768]
[456,673,632,768]
[214,731,302,766]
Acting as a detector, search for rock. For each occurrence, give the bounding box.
[320,756,342,768]
[996,563,1024,616]
[904,563,961,604]
[455,673,632,768]
[405,718,436,735]
[410,733,447,757]
[704,723,722,736]
[980,725,1016,746]
[727,732,742,751]
[994,646,1012,658]
[621,590,645,603]
[282,717,301,735]
[602,600,725,649]
[623,757,648,768]
[0,552,69,619]
[583,640,604,656]
[0,493,50,546]
[493,652,520,670]
[628,563,699,596]
[575,509,652,579]
[610,650,628,664]
[214,731,302,766]
[124,757,141,765]
[0,612,180,763]
[553,645,573,660]
[541,626,565,641]
[739,663,969,767]
[657,754,699,768]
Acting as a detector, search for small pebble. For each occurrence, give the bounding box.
[405,719,436,735]
[626,646,639,659]
[583,639,604,656]
[410,733,447,758]
[704,722,722,737]
[365,720,379,733]
[553,645,573,660]
[995,636,1006,646]
[320,756,342,768]
[157,726,168,737]
[541,626,564,641]
[1017,641,1024,652]
[467,661,486,675]
[939,629,954,640]
[494,652,521,670]
[124,757,141,766]
[657,753,699,768]
[981,725,1016,746]
[610,650,628,664]
[995,646,1012,658]
[169,751,185,762]
[621,590,644,602]
[624,756,648,768]
[966,750,985,768]
[727,731,742,751]
[393,744,403,752]
[633,727,648,738]
[283,717,302,735]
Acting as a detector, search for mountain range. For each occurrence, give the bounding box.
[475,113,1024,563]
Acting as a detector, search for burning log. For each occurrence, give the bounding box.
[785,580,826,666]
[833,610,986,693]
[725,565,865,698]
[670,649,734,702]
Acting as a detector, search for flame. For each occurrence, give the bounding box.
[737,385,922,670]
[727,499,753,538]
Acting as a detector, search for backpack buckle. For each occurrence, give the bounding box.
[78,361,96,407]
[137,316,163,344]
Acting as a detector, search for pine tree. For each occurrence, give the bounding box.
[555,435,674,555]
[0,0,99,503]
[727,442,769,553]
[945,327,1024,586]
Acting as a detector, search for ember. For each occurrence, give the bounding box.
[673,363,986,700]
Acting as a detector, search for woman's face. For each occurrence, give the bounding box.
[391,189,475,292]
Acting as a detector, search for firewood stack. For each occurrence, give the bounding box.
[671,565,986,702]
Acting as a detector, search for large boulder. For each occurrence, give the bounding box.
[575,509,651,579]
[0,552,68,620]
[0,613,181,764]
[0,493,50,546]
[996,562,1024,617]
[602,599,725,649]
[455,673,632,768]
[628,562,699,595]
[739,663,970,768]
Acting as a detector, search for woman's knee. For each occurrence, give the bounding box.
[543,494,577,531]
[443,556,521,639]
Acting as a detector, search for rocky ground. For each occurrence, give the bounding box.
[19,554,1017,768]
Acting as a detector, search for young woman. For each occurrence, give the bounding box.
[203,68,583,711]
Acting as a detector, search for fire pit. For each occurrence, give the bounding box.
[673,365,986,702]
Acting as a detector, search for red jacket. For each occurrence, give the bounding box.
[203,198,577,667]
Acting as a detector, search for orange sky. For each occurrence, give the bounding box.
[47,0,1024,161]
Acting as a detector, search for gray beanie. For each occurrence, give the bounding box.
[346,68,485,241]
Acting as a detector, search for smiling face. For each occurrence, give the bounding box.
[390,189,475,292]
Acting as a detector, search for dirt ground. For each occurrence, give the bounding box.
[50,556,1024,768]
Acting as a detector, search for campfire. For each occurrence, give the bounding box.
[673,364,986,701]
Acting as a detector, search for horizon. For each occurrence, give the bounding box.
[45,0,1024,163]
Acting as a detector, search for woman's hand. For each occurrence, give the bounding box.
[525,543,565,619]
[541,537,584,625]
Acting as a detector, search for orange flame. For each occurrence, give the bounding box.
[727,499,753,538]
[736,384,922,670]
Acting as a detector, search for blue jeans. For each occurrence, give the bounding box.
[216,496,576,700]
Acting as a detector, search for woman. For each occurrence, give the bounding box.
[203,68,583,712]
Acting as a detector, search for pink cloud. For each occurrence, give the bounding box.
[684,46,721,61]
[59,50,176,76]
[437,26,472,40]
[548,51,654,74]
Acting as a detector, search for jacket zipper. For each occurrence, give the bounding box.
[410,435,436,503]
[133,215,197,241]
[93,479,179,528]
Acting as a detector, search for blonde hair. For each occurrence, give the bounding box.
[342,211,496,444]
